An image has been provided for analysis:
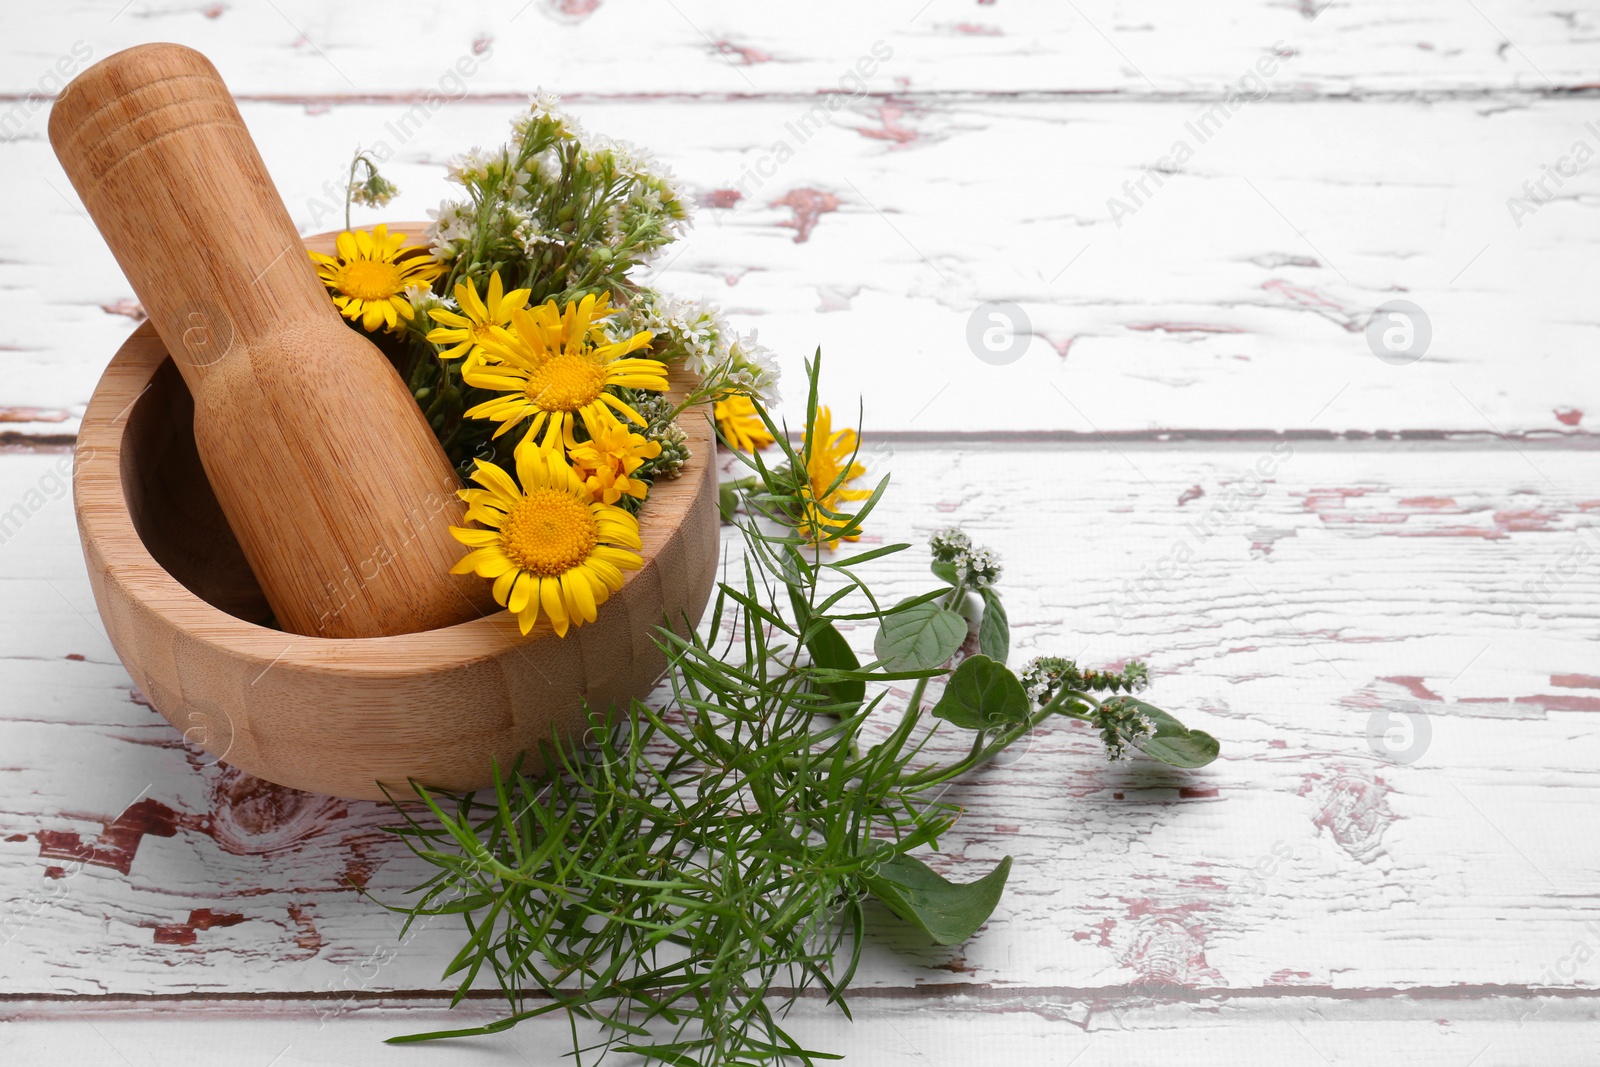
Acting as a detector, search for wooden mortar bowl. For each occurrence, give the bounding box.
[74,226,719,800]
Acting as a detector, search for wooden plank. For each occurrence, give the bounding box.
[3,1,1595,98]
[4,994,1600,1064]
[4,443,1600,997]
[3,97,1597,436]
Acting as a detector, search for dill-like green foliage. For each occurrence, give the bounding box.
[380,357,1218,1065]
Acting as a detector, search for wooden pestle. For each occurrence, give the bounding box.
[50,43,494,638]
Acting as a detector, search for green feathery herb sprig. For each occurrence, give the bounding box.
[379,356,1219,1065]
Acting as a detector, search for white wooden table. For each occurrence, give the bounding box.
[4,3,1599,1063]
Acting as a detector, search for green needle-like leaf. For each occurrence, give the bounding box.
[377,345,1221,1067]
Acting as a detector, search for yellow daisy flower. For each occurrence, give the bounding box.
[309,224,442,333]
[464,293,669,450]
[449,447,643,637]
[425,270,532,367]
[713,394,775,452]
[569,421,662,505]
[799,406,870,549]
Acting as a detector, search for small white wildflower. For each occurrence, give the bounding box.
[525,147,562,184]
[527,89,562,123]
[630,186,664,215]
[601,203,624,244]
[426,200,474,262]
[726,331,782,406]
[403,283,443,317]
[508,206,551,255]
[928,528,1001,589]
[607,138,656,179]
[445,147,495,186]
[349,173,398,208]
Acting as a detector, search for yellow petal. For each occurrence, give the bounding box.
[451,546,506,576]
[492,567,518,605]
[430,309,473,329]
[507,571,534,614]
[469,459,522,504]
[585,557,625,591]
[460,277,489,322]
[450,526,501,547]
[592,544,643,571]
[540,577,568,637]
[563,570,597,624]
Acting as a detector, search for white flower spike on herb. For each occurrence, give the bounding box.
[304,92,1221,1067]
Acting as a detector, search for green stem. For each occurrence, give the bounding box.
[942,579,968,612]
[902,688,1102,792]
[344,152,360,232]
[903,677,930,722]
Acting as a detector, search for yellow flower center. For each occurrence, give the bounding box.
[524,353,607,412]
[498,488,598,577]
[337,259,404,301]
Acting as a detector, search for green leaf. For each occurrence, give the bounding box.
[806,620,865,715]
[978,588,1009,664]
[931,654,1029,731]
[717,482,740,522]
[930,560,959,586]
[827,542,911,570]
[874,598,966,672]
[862,852,1012,945]
[1126,700,1220,768]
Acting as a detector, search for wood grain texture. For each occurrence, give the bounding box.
[3,1,1597,96]
[5,996,1600,1065]
[51,46,494,639]
[6,444,1599,1002]
[3,2,1598,1057]
[70,288,718,799]
[5,96,1597,438]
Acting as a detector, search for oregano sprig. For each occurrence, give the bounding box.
[380,355,1219,1065]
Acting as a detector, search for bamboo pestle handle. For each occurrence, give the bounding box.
[50,43,494,638]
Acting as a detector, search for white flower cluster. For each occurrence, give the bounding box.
[425,89,692,283]
[349,176,397,209]
[929,528,1002,589]
[445,146,497,187]
[506,205,551,256]
[404,283,449,321]
[518,90,566,132]
[724,331,781,405]
[625,291,720,374]
[426,200,476,262]
[523,146,562,185]
[619,290,781,406]
[345,152,399,211]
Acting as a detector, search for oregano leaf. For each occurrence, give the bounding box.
[717,482,740,522]
[1125,699,1220,768]
[931,654,1029,731]
[862,852,1012,946]
[806,620,865,715]
[874,598,966,672]
[978,588,1009,664]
